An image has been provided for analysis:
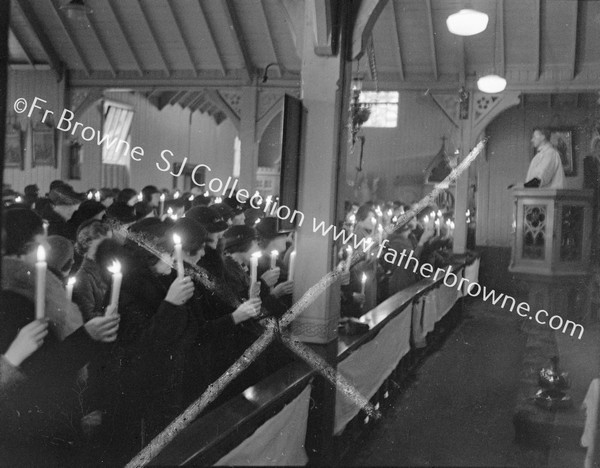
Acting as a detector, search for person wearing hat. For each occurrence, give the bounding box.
[211,203,235,226]
[141,185,161,209]
[105,202,139,244]
[0,209,120,458]
[37,184,84,241]
[223,196,246,225]
[185,206,229,281]
[46,235,75,280]
[23,184,39,209]
[69,200,106,236]
[256,217,294,302]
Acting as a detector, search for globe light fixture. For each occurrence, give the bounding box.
[477,74,507,94]
[446,9,489,36]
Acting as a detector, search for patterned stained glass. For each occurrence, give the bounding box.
[560,205,584,261]
[522,205,547,260]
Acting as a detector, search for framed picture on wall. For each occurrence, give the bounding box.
[549,128,575,176]
[5,129,24,169]
[32,122,57,168]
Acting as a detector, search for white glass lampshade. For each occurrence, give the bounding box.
[477,74,507,94]
[446,9,489,36]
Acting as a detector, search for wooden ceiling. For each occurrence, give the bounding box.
[7,1,600,120]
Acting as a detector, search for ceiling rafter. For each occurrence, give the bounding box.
[258,0,282,77]
[14,0,63,78]
[179,91,199,108]
[166,0,198,76]
[158,91,178,110]
[136,0,171,77]
[9,26,35,67]
[533,0,541,80]
[198,100,212,113]
[568,0,579,80]
[197,0,226,77]
[497,0,505,77]
[169,91,187,106]
[188,94,207,112]
[222,0,254,82]
[106,0,143,76]
[424,0,438,80]
[87,11,118,77]
[391,1,404,81]
[49,0,91,76]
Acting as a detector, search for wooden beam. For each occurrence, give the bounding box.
[106,0,143,76]
[258,0,282,77]
[166,0,198,76]
[158,91,178,110]
[568,0,579,80]
[197,0,226,77]
[49,0,91,76]
[137,0,171,77]
[9,26,34,67]
[497,0,505,76]
[87,12,118,77]
[391,1,404,81]
[179,91,198,108]
[188,94,206,112]
[222,0,253,82]
[14,0,63,78]
[352,0,389,59]
[204,89,241,130]
[198,100,212,113]
[424,0,438,80]
[169,91,187,106]
[533,0,541,80]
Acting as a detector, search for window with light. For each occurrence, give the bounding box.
[359,91,399,128]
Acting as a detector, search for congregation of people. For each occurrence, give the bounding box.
[0,181,456,465]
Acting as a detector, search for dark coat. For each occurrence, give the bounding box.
[37,204,77,242]
[73,257,110,320]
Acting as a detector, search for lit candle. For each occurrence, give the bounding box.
[174,190,180,199]
[387,209,393,217]
[392,216,398,223]
[435,219,440,236]
[270,250,278,269]
[173,234,185,279]
[345,246,353,273]
[137,192,143,202]
[15,196,22,203]
[204,191,210,197]
[348,214,356,225]
[430,211,435,219]
[66,276,76,302]
[437,210,442,219]
[35,245,47,319]
[188,195,195,201]
[424,215,429,225]
[43,221,49,236]
[215,197,223,204]
[288,251,296,281]
[87,192,93,200]
[159,194,165,216]
[378,224,383,244]
[167,207,173,217]
[107,260,122,312]
[361,273,367,295]
[95,191,101,202]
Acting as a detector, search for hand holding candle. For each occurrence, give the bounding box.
[35,245,47,320]
[107,260,122,315]
[66,277,76,302]
[173,233,185,279]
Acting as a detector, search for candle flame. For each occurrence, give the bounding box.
[137,193,143,201]
[347,246,353,254]
[15,196,22,203]
[271,250,279,257]
[174,191,180,199]
[204,191,209,197]
[167,207,173,215]
[108,260,121,274]
[348,214,356,224]
[387,209,393,216]
[361,273,367,283]
[254,218,261,225]
[437,210,443,218]
[215,197,222,203]
[68,277,76,286]
[392,216,398,223]
[188,195,195,201]
[95,191,101,201]
[424,215,429,223]
[251,251,262,260]
[378,225,383,232]
[173,233,181,245]
[160,193,165,201]
[87,192,93,200]
[37,245,46,262]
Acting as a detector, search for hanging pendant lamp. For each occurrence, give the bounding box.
[446,9,489,36]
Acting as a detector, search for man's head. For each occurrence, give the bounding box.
[142,185,161,207]
[531,127,551,149]
[49,184,84,220]
[4,208,49,262]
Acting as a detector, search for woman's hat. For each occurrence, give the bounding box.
[222,225,258,251]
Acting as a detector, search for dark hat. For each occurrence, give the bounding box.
[211,203,234,221]
[142,185,160,196]
[46,235,74,273]
[3,208,45,255]
[71,200,106,226]
[222,225,259,252]
[49,184,85,206]
[244,207,264,227]
[255,217,292,239]
[223,196,245,214]
[106,202,138,224]
[24,184,39,195]
[184,206,228,233]
[170,218,208,252]
[134,201,154,219]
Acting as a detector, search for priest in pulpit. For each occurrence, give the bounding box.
[524,127,565,189]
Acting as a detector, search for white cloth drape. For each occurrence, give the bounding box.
[334,306,412,435]
[215,385,312,466]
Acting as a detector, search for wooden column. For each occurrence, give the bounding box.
[0,0,10,282]
[238,85,259,191]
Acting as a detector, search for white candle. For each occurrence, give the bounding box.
[288,251,296,281]
[424,215,429,225]
[107,260,122,312]
[437,210,443,219]
[378,224,383,244]
[173,233,185,279]
[435,219,440,236]
[250,252,262,285]
[215,197,222,204]
[361,273,367,295]
[137,192,143,202]
[345,246,353,273]
[188,195,195,201]
[95,191,101,202]
[159,194,165,216]
[35,245,47,319]
[270,250,278,269]
[66,276,76,303]
[87,192,93,200]
[174,190,180,199]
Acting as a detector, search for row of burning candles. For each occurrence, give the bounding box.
[33,234,298,319]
